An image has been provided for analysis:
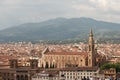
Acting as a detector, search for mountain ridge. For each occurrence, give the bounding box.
[0,17,120,42]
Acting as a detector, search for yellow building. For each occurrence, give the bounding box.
[40,51,88,68]
[39,29,100,68]
[104,68,116,80]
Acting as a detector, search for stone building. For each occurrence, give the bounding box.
[32,70,59,80]
[39,29,101,68]
[0,59,39,80]
[104,68,116,80]
[59,67,102,80]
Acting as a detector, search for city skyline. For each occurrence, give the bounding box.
[0,1,120,79]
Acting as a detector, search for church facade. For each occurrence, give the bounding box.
[39,29,97,68]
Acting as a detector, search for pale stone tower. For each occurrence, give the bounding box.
[88,28,95,67]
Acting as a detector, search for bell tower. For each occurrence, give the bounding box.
[88,28,95,67]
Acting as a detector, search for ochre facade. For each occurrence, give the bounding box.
[0,59,39,80]
[39,29,98,68]
[39,52,88,68]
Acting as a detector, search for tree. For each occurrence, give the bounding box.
[100,63,120,72]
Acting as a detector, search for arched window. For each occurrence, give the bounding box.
[21,75,24,80]
[45,62,49,68]
[25,75,28,80]
[41,63,44,68]
[17,75,20,80]
[81,59,83,62]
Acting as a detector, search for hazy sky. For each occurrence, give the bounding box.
[0,0,120,29]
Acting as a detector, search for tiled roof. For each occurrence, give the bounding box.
[60,67,98,71]
[0,55,16,60]
[112,53,120,57]
[45,52,87,55]
[0,55,17,65]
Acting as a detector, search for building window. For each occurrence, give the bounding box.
[90,73,91,75]
[67,76,69,78]
[81,59,83,62]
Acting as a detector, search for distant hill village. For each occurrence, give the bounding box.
[0,29,119,80]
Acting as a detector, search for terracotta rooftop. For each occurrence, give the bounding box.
[60,67,98,71]
[0,55,17,60]
[0,55,17,65]
[112,53,120,57]
[45,51,87,55]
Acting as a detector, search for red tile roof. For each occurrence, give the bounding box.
[46,52,87,55]
[60,67,98,71]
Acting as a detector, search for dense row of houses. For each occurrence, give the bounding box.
[0,29,119,80]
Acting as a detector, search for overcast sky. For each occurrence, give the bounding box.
[0,0,120,29]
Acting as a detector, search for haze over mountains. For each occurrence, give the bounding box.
[0,17,120,42]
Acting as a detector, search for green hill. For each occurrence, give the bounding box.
[0,17,120,42]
